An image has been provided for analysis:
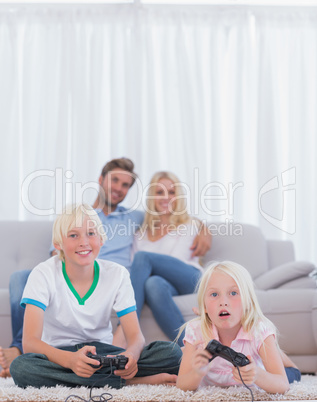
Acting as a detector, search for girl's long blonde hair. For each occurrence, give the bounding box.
[179,261,276,345]
[141,171,191,232]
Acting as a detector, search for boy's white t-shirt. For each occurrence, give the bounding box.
[21,256,136,347]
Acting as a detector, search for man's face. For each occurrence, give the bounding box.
[99,168,134,210]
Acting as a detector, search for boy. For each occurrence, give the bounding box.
[10,204,181,388]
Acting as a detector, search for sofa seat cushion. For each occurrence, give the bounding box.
[256,289,317,355]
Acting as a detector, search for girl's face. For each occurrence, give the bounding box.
[204,270,243,337]
[154,178,176,215]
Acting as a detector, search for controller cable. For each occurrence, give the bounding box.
[209,355,254,402]
[64,362,114,402]
[234,363,254,402]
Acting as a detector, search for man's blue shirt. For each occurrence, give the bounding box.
[96,206,144,270]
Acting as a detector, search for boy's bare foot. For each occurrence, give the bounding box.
[112,325,127,349]
[127,373,177,386]
[0,347,21,377]
[0,368,10,378]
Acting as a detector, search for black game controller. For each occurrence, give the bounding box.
[87,352,128,370]
[205,340,250,367]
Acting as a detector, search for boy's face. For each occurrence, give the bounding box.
[54,216,103,270]
[204,271,243,338]
[98,168,133,210]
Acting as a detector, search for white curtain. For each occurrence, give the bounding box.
[0,4,316,264]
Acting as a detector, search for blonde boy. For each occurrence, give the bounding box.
[10,204,181,388]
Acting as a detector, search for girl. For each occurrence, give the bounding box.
[176,261,300,394]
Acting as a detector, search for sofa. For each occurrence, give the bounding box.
[0,220,317,373]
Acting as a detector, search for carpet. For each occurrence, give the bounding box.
[0,375,317,402]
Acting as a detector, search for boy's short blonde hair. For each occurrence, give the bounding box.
[52,204,107,261]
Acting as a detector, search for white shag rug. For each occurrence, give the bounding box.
[0,375,317,402]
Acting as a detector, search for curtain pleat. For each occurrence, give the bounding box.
[0,4,316,264]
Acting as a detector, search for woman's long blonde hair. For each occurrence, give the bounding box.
[141,171,190,233]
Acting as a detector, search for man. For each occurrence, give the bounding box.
[0,157,211,377]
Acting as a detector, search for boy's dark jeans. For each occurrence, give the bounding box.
[10,341,182,389]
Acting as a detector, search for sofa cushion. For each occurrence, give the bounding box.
[254,261,315,290]
[201,223,269,279]
[0,221,53,288]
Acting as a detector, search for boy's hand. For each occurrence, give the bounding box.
[69,345,99,378]
[114,351,138,379]
[232,355,256,385]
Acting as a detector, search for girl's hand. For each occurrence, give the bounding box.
[232,355,257,385]
[114,351,138,380]
[69,345,99,378]
[192,348,212,376]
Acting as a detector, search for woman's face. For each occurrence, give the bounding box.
[153,178,177,215]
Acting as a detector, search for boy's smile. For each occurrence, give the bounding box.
[76,250,92,255]
[75,249,93,258]
[54,217,103,271]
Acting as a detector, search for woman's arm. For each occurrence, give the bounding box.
[176,342,210,391]
[232,335,289,394]
[114,311,145,379]
[23,304,98,378]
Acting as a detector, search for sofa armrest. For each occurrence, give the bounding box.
[254,261,315,290]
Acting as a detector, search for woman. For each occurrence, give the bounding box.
[129,171,206,346]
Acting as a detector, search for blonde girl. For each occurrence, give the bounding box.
[176,261,300,394]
